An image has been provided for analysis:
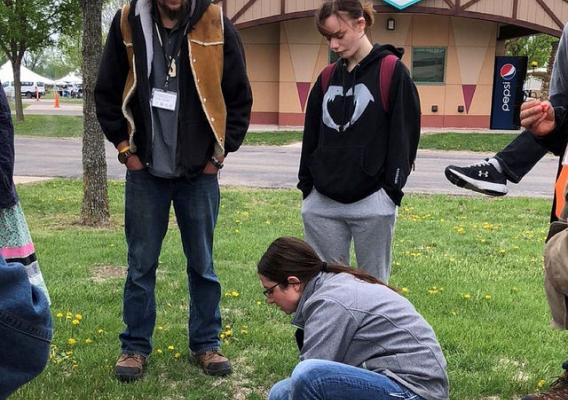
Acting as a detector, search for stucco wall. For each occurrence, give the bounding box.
[240,14,498,127]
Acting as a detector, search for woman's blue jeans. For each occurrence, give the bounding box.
[120,170,221,356]
[269,359,424,400]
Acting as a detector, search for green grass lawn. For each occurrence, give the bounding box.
[13,115,83,137]
[244,131,302,146]
[9,180,567,399]
[419,132,520,152]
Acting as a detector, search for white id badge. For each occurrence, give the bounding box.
[151,88,177,111]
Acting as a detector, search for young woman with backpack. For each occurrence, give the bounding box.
[298,0,421,283]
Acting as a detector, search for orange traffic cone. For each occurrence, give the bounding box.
[54,91,60,109]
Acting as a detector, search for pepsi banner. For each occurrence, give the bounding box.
[490,56,528,130]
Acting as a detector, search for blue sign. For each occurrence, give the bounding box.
[490,56,527,130]
[383,0,424,10]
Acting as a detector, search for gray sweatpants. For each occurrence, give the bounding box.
[301,188,397,283]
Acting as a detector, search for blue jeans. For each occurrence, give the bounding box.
[120,169,221,356]
[269,359,424,400]
[0,256,52,399]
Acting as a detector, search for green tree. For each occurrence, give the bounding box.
[505,34,557,68]
[0,0,65,121]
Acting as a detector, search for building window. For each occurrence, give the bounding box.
[412,47,446,83]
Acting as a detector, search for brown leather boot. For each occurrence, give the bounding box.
[115,353,146,382]
[193,351,232,376]
[523,371,568,400]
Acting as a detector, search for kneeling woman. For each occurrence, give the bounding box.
[258,237,449,400]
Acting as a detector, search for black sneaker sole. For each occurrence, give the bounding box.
[445,167,507,197]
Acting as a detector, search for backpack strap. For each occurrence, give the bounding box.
[320,55,398,113]
[320,63,337,94]
[379,54,398,114]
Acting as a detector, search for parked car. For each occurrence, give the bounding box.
[2,80,45,98]
[59,83,82,98]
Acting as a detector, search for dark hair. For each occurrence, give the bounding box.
[257,237,394,289]
[315,0,374,35]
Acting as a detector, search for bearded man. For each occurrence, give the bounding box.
[95,0,252,382]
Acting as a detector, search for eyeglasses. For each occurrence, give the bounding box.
[262,282,280,297]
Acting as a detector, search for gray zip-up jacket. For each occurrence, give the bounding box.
[292,272,449,400]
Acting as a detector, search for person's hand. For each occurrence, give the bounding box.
[520,99,556,136]
[202,155,225,175]
[202,161,219,175]
[126,154,144,171]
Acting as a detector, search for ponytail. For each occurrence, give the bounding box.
[257,237,396,290]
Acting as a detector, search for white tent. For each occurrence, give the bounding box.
[54,71,82,85]
[0,61,55,85]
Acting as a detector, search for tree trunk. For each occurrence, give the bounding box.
[80,0,109,226]
[11,56,24,121]
[541,39,559,99]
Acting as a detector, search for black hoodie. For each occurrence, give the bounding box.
[297,44,420,205]
[95,0,252,178]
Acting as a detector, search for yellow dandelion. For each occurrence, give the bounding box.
[537,379,546,388]
[72,319,80,326]
[67,338,77,346]
[225,324,231,329]
[75,314,82,321]
[240,329,249,334]
[256,301,262,305]
[220,333,226,339]
[97,329,105,334]
[463,293,471,300]
[167,345,175,351]
[174,352,181,359]
[56,312,64,318]
[401,287,409,295]
[231,290,240,297]
[156,349,163,354]
[84,338,93,344]
[483,294,492,300]
[157,326,164,331]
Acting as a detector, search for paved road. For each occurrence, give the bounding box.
[14,136,557,198]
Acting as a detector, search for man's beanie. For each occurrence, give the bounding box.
[0,256,52,399]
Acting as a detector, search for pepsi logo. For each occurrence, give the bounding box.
[500,64,516,81]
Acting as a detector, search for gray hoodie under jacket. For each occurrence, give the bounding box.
[292,272,449,400]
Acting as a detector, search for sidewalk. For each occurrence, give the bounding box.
[13,99,83,116]
[14,176,52,185]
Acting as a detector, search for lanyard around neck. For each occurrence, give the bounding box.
[154,21,188,89]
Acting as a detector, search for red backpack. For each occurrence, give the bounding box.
[320,54,398,113]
